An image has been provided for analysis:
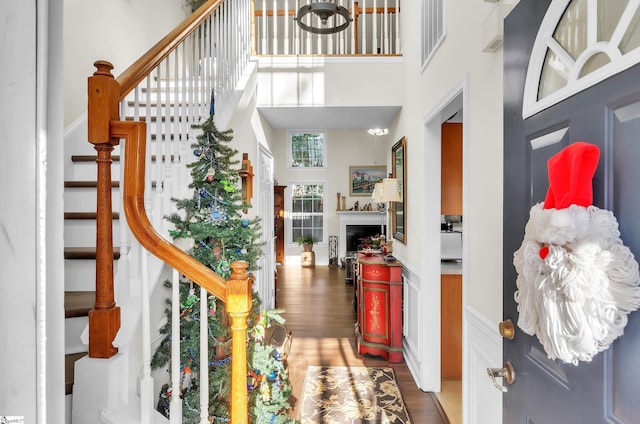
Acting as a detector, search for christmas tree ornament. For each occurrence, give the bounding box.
[206,167,216,183]
[513,142,640,364]
[241,219,249,228]
[215,259,231,277]
[193,148,202,157]
[220,179,235,192]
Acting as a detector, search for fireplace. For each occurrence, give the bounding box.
[337,211,386,260]
[346,224,386,256]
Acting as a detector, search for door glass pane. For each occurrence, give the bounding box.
[554,0,587,60]
[579,52,611,77]
[598,0,629,42]
[620,6,640,54]
[539,50,569,100]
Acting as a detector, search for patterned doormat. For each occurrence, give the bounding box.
[298,366,412,423]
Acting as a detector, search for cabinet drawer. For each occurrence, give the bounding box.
[361,264,390,281]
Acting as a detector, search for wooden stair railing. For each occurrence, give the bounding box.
[85,0,251,421]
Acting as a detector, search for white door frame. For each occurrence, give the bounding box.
[257,144,275,309]
[419,75,468,393]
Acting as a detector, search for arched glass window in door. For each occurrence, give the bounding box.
[523,0,640,118]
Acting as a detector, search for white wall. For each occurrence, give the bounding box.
[63,0,189,127]
[388,0,511,421]
[0,1,65,422]
[257,57,403,108]
[270,128,389,265]
[393,0,507,323]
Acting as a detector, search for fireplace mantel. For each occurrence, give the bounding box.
[338,211,386,260]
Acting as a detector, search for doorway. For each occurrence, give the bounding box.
[421,76,467,424]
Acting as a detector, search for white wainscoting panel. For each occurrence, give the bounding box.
[402,262,423,388]
[464,305,503,424]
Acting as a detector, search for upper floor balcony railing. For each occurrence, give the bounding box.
[253,0,402,56]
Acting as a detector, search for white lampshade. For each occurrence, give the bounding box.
[381,178,401,202]
[371,182,384,202]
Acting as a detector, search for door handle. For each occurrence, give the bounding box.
[487,362,515,392]
[499,319,515,339]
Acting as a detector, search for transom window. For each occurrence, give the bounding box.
[289,131,326,168]
[523,0,640,118]
[290,183,324,243]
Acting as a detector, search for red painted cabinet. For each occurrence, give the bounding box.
[355,253,403,363]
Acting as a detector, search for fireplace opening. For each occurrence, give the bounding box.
[346,224,386,256]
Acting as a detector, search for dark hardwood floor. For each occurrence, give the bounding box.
[275,264,447,423]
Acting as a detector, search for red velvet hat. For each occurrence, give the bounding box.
[543,142,600,210]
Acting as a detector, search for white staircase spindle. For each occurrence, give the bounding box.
[351,0,356,53]
[395,0,400,53]
[199,286,209,424]
[384,0,389,54]
[373,0,377,54]
[170,269,183,423]
[284,0,290,55]
[272,0,278,55]
[362,0,367,53]
[294,0,300,54]
[261,0,267,54]
[140,249,153,424]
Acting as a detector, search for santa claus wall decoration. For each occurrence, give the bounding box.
[513,142,640,365]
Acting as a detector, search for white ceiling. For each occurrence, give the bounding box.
[257,105,402,130]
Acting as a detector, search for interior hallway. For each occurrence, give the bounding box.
[276,264,457,423]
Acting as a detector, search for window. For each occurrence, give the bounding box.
[289,131,326,168]
[523,0,640,118]
[291,183,324,243]
[421,0,445,70]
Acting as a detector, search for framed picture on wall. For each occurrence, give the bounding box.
[349,165,387,196]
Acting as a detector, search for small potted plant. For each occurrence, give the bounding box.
[296,236,317,252]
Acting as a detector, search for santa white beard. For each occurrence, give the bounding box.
[513,203,640,365]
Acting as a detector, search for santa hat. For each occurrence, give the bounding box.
[543,141,600,209]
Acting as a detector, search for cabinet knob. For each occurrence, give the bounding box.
[498,319,515,340]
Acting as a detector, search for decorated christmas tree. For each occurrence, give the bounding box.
[151,115,296,423]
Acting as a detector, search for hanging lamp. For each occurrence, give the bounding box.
[295,1,352,34]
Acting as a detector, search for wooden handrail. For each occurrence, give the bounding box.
[116,0,224,99]
[114,119,228,299]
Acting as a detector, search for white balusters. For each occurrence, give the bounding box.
[253,0,402,55]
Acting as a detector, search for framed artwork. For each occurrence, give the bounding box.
[391,137,406,242]
[349,165,387,196]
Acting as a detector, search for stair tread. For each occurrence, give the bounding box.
[64,246,121,260]
[65,352,88,395]
[71,155,121,162]
[64,291,96,318]
[64,212,120,220]
[64,181,120,188]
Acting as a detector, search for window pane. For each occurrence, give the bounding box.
[290,132,325,168]
[554,0,587,60]
[539,50,569,100]
[579,52,611,77]
[598,0,629,42]
[291,183,324,242]
[620,5,640,54]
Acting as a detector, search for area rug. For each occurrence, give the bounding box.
[298,366,412,423]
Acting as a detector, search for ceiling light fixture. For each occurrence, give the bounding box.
[367,128,389,136]
[295,1,352,35]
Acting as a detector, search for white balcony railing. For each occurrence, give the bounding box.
[253,0,402,55]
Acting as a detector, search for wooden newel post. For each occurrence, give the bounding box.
[87,60,121,358]
[226,261,253,424]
